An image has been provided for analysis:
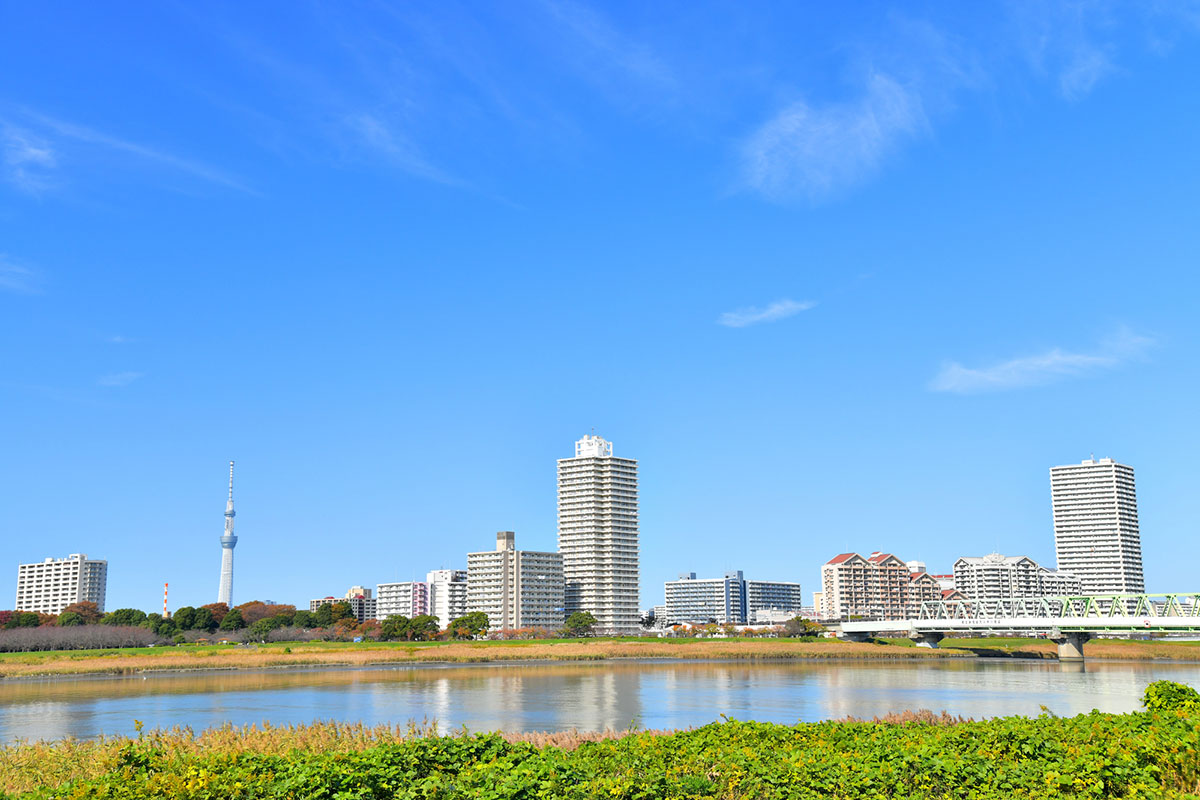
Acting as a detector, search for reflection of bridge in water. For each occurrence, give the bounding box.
[836,593,1200,661]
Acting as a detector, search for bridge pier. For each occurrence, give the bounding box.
[1051,631,1092,662]
[910,631,944,649]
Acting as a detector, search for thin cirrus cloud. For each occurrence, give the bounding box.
[718,298,816,328]
[0,254,41,293]
[97,371,145,388]
[741,73,928,201]
[2,125,57,193]
[930,328,1154,394]
[3,109,253,195]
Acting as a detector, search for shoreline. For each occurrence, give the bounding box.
[2,636,1199,680]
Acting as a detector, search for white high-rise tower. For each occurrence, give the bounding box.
[1050,457,1144,594]
[557,434,639,634]
[217,461,238,606]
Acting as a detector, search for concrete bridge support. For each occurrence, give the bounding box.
[1052,631,1092,662]
[910,631,945,649]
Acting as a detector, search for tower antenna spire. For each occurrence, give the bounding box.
[228,460,235,502]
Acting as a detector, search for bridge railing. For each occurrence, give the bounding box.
[916,593,1200,622]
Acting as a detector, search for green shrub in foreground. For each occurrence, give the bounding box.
[1144,679,1200,713]
[15,708,1200,800]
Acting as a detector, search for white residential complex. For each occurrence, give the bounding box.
[663,570,803,625]
[376,581,431,620]
[1050,457,1144,594]
[15,553,108,615]
[557,435,640,634]
[466,531,564,631]
[427,569,469,626]
[953,553,1082,599]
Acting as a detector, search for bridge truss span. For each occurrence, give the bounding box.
[917,593,1200,625]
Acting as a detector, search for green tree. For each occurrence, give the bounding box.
[57,611,84,627]
[408,615,441,641]
[783,617,825,638]
[292,609,316,628]
[101,608,147,626]
[312,603,334,627]
[380,615,410,641]
[190,607,215,631]
[140,613,164,630]
[248,618,279,639]
[565,611,597,637]
[449,612,489,639]
[5,611,40,629]
[219,608,246,631]
[172,606,197,630]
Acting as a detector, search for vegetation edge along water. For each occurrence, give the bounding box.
[3,680,1200,798]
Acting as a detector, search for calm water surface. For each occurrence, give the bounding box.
[3,659,1200,742]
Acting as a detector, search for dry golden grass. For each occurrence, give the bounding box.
[0,720,673,794]
[0,639,967,678]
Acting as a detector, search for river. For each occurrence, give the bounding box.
[3,658,1199,742]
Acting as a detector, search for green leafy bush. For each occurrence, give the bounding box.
[13,708,1200,799]
[1143,679,1200,713]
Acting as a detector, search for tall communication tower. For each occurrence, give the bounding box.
[217,461,237,606]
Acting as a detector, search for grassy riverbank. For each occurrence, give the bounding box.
[0,638,968,678]
[1,636,1198,678]
[4,710,1200,798]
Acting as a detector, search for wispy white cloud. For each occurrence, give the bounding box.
[741,73,926,201]
[2,125,56,193]
[346,113,463,186]
[97,371,144,388]
[3,110,254,194]
[0,254,41,293]
[541,0,675,91]
[930,328,1153,393]
[718,298,816,328]
[107,335,135,344]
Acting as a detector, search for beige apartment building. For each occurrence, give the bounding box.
[820,552,939,621]
[467,531,564,631]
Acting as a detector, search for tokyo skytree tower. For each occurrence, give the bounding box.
[217,461,237,606]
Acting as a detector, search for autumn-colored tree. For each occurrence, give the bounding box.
[61,602,102,624]
[329,601,354,623]
[234,601,297,626]
[200,603,229,626]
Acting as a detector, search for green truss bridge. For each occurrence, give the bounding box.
[836,593,1200,661]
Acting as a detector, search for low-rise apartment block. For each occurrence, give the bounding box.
[664,570,803,625]
[466,531,564,631]
[309,585,377,622]
[953,553,1082,599]
[15,553,107,615]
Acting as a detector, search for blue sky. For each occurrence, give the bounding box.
[3,2,1199,612]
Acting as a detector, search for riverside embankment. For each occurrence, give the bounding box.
[2,636,1199,680]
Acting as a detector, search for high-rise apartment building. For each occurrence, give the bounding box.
[427,569,468,626]
[15,553,107,615]
[466,531,564,631]
[953,553,1082,600]
[1050,457,1144,594]
[376,581,431,620]
[557,434,640,634]
[663,571,804,625]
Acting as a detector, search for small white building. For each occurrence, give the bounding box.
[953,554,1082,599]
